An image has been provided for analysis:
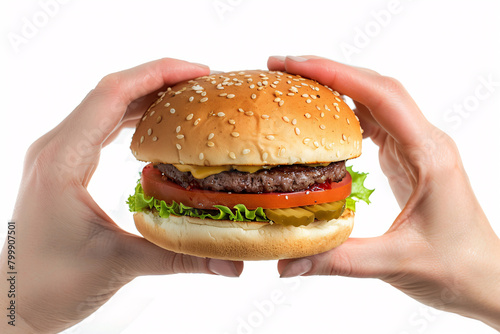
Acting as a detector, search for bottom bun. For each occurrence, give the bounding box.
[133,210,354,261]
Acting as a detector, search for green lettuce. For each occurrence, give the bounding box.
[345,166,374,211]
[127,182,268,222]
[127,165,373,222]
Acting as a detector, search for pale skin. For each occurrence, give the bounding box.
[269,55,500,330]
[0,59,243,334]
[1,56,499,332]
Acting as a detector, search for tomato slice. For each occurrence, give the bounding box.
[141,163,351,210]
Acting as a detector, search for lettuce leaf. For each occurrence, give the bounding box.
[345,166,374,211]
[127,166,374,222]
[127,182,267,222]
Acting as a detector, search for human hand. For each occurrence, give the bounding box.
[268,55,500,330]
[0,58,243,334]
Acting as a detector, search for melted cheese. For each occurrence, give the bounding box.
[172,163,330,179]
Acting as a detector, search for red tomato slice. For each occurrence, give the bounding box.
[141,163,351,210]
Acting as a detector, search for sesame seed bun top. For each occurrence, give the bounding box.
[131,70,362,166]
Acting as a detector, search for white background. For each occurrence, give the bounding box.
[2,0,500,333]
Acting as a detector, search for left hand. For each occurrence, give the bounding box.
[1,58,243,334]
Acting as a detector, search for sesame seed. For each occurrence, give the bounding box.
[227,94,235,99]
[200,97,208,103]
[303,138,311,144]
[199,153,204,160]
[282,116,290,123]
[176,126,181,133]
[261,114,270,119]
[156,116,162,123]
[147,128,152,136]
[194,118,201,126]
[335,106,340,112]
[346,118,350,125]
[279,100,284,107]
[238,108,244,113]
[150,110,155,116]
[306,99,312,104]
[251,94,257,99]
[320,124,326,130]
[186,114,194,121]
[302,94,309,98]
[304,113,311,119]
[335,96,341,102]
[306,191,310,195]
[219,93,228,97]
[262,81,268,85]
[316,106,321,111]
[342,134,347,141]
[257,81,262,87]
[175,91,182,95]
[140,136,144,143]
[208,133,215,140]
[336,150,341,157]
[176,144,182,150]
[311,95,317,100]
[217,86,224,90]
[170,108,176,114]
[292,119,297,125]
[287,80,292,84]
[280,147,286,156]
[207,141,215,147]
[217,112,225,117]
[229,152,236,160]
[152,136,158,142]
[289,87,298,93]
[201,91,207,96]
[274,97,281,102]
[266,135,275,141]
[313,141,320,148]
[295,127,300,135]
[320,112,325,117]
[176,134,184,139]
[142,115,147,121]
[257,87,264,91]
[333,102,339,107]
[287,93,295,96]
[249,84,255,89]
[229,119,236,125]
[334,114,340,119]
[231,132,240,137]
[164,102,170,107]
[285,195,289,200]
[262,152,269,160]
[242,149,251,155]
[245,111,254,116]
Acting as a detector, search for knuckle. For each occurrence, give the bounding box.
[379,75,405,96]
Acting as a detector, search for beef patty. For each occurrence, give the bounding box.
[157,161,346,193]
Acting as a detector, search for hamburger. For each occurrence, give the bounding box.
[127,70,372,261]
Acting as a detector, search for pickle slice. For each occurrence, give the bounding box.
[303,199,346,221]
[264,207,315,227]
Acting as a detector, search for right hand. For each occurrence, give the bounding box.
[269,55,500,330]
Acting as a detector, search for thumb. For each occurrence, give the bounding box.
[279,234,399,279]
[116,233,244,278]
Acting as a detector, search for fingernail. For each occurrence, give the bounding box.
[286,55,309,62]
[208,259,240,277]
[210,70,224,75]
[269,55,286,62]
[280,258,312,278]
[191,62,210,69]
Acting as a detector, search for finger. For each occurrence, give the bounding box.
[279,235,399,279]
[352,101,387,144]
[117,233,243,278]
[267,55,286,71]
[48,58,209,183]
[278,56,432,147]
